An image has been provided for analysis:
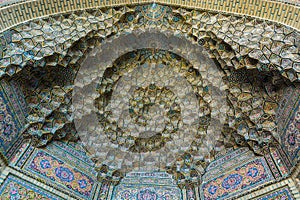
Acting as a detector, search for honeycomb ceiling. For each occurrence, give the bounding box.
[0,1,299,187]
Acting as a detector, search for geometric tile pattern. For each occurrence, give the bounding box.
[81,47,227,179]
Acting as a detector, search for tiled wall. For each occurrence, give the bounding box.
[255,186,295,200]
[202,148,275,200]
[5,140,100,199]
[112,172,182,200]
[0,174,61,200]
[0,79,27,157]
[277,86,300,166]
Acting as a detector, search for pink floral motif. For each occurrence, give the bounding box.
[283,106,300,162]
[9,183,20,199]
[28,150,94,198]
[0,175,59,199]
[137,189,158,200]
[202,158,273,199]
[222,174,243,190]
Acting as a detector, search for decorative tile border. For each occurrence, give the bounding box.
[23,149,96,199]
[240,178,299,199]
[112,172,182,200]
[206,147,249,171]
[275,83,300,170]
[0,0,299,33]
[0,167,76,199]
[45,141,97,178]
[113,185,182,200]
[269,147,290,177]
[15,144,34,168]
[0,174,60,199]
[281,99,300,164]
[203,148,256,181]
[5,135,23,161]
[46,141,95,167]
[0,80,23,156]
[201,157,274,200]
[255,186,295,200]
[8,139,30,166]
[94,180,110,200]
[277,86,300,136]
[0,79,28,157]
[265,152,281,179]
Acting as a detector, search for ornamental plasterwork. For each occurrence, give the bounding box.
[0,3,299,185]
[1,4,299,80]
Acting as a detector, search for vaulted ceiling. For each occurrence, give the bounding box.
[0,1,299,199]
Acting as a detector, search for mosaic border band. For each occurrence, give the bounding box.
[0,0,299,33]
[0,166,76,199]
